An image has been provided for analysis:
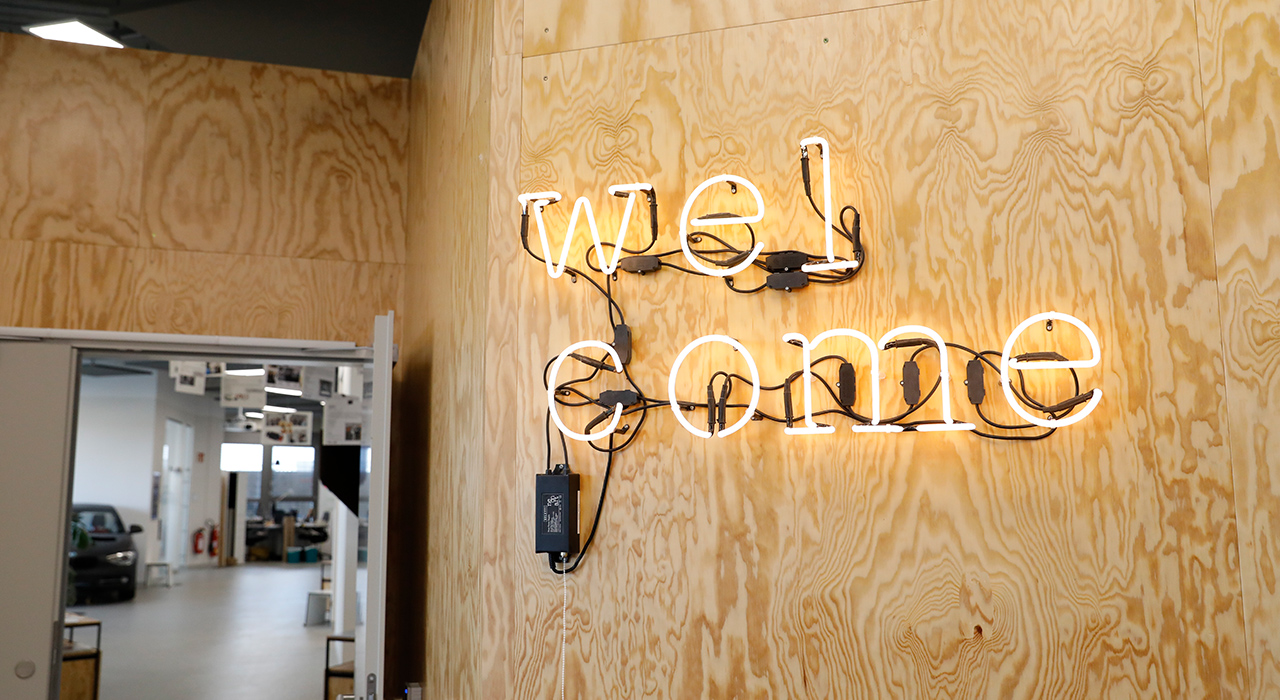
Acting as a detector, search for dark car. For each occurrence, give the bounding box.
[70,504,143,602]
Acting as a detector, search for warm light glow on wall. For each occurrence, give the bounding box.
[667,335,761,438]
[878,325,975,432]
[548,340,625,442]
[679,175,766,277]
[999,312,1103,428]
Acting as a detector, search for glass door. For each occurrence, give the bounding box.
[356,311,393,699]
[160,419,194,571]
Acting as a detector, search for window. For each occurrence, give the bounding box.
[74,508,123,534]
[270,446,316,520]
[219,443,263,472]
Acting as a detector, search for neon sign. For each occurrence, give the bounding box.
[519,135,1102,445]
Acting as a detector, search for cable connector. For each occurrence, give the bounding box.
[901,360,921,405]
[783,378,795,428]
[706,383,717,434]
[716,380,731,432]
[884,337,932,350]
[568,353,616,372]
[766,271,809,291]
[800,145,812,199]
[597,389,639,408]
[619,255,661,274]
[612,324,632,365]
[1015,351,1068,363]
[966,358,985,405]
[838,362,856,407]
[765,251,809,272]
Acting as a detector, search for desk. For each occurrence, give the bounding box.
[61,612,101,700]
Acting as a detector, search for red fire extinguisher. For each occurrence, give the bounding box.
[209,524,219,557]
[192,527,205,554]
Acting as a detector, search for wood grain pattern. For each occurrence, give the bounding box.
[403,0,495,698]
[481,0,1246,697]
[0,33,147,247]
[0,240,398,343]
[522,0,925,56]
[480,51,525,697]
[496,0,524,56]
[143,54,408,264]
[130,249,400,341]
[0,31,407,345]
[1196,0,1280,696]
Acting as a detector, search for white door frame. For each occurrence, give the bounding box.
[0,320,394,700]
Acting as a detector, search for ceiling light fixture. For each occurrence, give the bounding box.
[264,387,303,396]
[25,20,123,49]
[262,405,297,414]
[225,368,266,377]
[244,411,264,419]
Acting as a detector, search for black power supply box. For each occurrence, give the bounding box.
[535,467,580,555]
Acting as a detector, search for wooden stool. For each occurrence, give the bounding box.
[62,612,101,700]
[324,633,355,700]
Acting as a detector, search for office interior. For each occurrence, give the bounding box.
[66,355,369,700]
[0,0,1277,698]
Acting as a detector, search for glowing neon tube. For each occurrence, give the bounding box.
[679,175,766,277]
[518,184,653,278]
[547,340,625,442]
[667,335,761,439]
[796,137,859,274]
[999,312,1103,428]
[878,325,975,432]
[783,329,888,434]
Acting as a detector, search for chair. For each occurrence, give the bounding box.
[143,562,173,588]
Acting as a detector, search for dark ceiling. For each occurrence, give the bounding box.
[0,0,429,78]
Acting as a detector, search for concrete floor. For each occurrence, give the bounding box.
[70,563,337,700]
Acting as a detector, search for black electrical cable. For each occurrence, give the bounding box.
[549,433,616,576]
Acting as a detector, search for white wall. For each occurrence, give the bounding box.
[73,370,226,569]
[153,376,225,569]
[72,373,158,545]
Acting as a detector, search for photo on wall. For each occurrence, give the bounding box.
[174,361,206,396]
[265,364,303,392]
[221,375,267,408]
[302,366,337,401]
[262,411,312,446]
[323,396,364,446]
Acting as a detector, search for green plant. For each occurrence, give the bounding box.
[66,520,91,606]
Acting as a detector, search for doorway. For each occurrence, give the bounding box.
[0,313,394,700]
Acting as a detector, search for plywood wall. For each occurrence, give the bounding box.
[399,0,495,695]
[0,32,407,342]
[407,0,1280,696]
[1197,0,1280,696]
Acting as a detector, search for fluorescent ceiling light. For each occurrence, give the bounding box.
[26,20,123,49]
[262,405,297,414]
[265,386,302,396]
[244,411,264,419]
[226,368,266,377]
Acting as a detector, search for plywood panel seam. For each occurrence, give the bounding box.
[1186,16,1251,691]
[523,0,935,59]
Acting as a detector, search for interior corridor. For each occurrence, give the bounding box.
[71,563,336,700]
